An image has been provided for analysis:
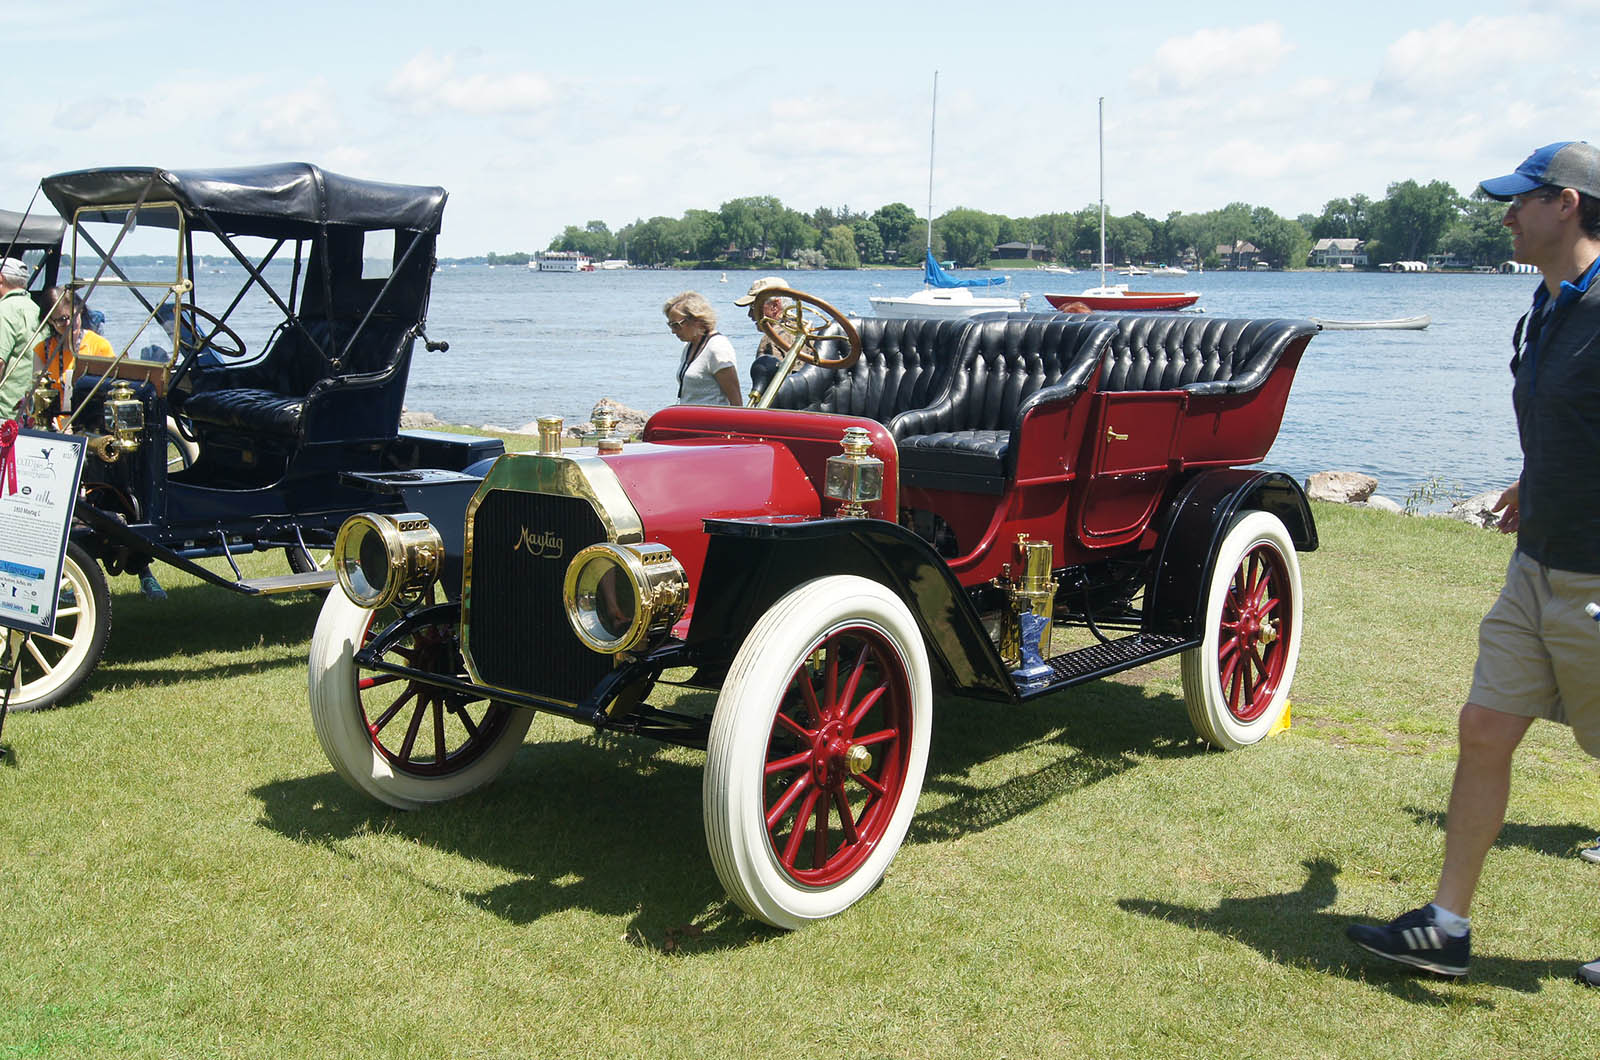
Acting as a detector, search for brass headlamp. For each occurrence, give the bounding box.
[563,542,687,654]
[333,511,443,609]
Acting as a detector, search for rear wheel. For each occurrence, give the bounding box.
[704,576,931,929]
[307,590,532,809]
[1180,511,1302,749]
[6,543,111,711]
[284,545,329,574]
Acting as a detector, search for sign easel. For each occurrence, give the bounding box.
[0,423,88,757]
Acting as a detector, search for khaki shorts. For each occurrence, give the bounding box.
[1468,550,1600,757]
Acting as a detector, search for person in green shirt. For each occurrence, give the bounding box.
[0,256,42,421]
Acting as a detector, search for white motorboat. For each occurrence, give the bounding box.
[869,284,1027,319]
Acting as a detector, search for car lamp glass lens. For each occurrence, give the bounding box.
[563,542,687,654]
[334,512,442,609]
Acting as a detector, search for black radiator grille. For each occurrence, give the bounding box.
[464,489,613,703]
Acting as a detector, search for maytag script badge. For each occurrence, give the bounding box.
[513,527,564,560]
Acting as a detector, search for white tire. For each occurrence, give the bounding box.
[1180,510,1303,749]
[704,575,931,929]
[308,590,532,809]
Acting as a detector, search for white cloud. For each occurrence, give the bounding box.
[241,79,347,152]
[1133,23,1294,93]
[386,50,556,115]
[1377,15,1552,94]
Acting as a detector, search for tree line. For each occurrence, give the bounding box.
[516,179,1511,270]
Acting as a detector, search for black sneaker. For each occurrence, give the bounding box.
[1346,906,1470,977]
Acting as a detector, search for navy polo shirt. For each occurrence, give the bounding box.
[1512,254,1600,572]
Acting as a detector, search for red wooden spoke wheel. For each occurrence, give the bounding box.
[705,576,931,929]
[1182,511,1303,750]
[309,592,532,809]
[1216,542,1293,723]
[760,625,913,886]
[354,612,521,778]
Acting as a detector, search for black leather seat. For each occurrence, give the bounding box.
[767,317,971,435]
[182,318,410,441]
[1096,314,1317,394]
[895,316,1116,492]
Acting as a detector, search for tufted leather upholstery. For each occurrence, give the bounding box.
[895,316,1117,486]
[178,388,305,436]
[183,318,411,440]
[767,317,971,435]
[1095,314,1317,394]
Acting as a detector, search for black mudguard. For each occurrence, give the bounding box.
[1142,469,1318,638]
[689,517,1017,700]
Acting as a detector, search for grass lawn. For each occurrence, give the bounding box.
[2,499,1595,1059]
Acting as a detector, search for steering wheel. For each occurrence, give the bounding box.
[754,288,861,369]
[177,304,247,360]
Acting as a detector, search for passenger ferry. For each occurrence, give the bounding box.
[531,251,592,272]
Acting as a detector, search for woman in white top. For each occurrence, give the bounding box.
[664,291,742,406]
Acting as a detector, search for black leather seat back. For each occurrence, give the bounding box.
[1096,314,1317,395]
[768,317,969,425]
[895,316,1113,437]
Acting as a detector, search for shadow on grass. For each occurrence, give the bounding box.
[1403,805,1597,859]
[252,677,1209,950]
[253,740,777,952]
[1119,859,1574,1002]
[910,678,1201,844]
[81,580,323,692]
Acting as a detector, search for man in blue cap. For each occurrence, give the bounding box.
[1347,141,1600,984]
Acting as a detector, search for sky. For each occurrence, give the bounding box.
[2,0,1597,257]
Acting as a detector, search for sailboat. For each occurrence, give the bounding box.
[868,72,1026,320]
[1044,99,1199,314]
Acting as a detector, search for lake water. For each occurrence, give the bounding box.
[92,262,1537,505]
[410,265,1532,504]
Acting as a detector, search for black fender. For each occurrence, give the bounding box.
[688,516,1017,700]
[1142,469,1318,637]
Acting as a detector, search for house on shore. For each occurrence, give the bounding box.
[992,241,1050,261]
[1310,238,1367,268]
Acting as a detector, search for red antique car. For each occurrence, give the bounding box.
[306,290,1319,929]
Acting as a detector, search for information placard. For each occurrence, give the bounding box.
[0,427,87,637]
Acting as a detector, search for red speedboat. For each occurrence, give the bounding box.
[1046,286,1200,312]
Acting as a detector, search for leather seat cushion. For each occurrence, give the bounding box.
[898,429,1010,480]
[183,388,305,437]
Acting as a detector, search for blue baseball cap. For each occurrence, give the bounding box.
[1479,141,1600,201]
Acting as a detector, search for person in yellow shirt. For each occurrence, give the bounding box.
[32,287,110,428]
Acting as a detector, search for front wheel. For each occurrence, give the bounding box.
[704,576,931,929]
[6,543,111,711]
[307,590,532,809]
[1180,510,1303,749]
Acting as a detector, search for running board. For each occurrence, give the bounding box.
[1016,632,1197,700]
[234,571,337,596]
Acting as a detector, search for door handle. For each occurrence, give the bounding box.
[1105,427,1129,442]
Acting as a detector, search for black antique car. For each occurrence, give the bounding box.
[1,207,65,290]
[308,289,1320,929]
[7,164,501,710]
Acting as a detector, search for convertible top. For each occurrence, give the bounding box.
[40,163,447,236]
[0,207,67,250]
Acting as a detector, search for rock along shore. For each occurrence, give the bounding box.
[1304,470,1509,528]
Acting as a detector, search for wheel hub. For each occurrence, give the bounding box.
[808,719,870,787]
